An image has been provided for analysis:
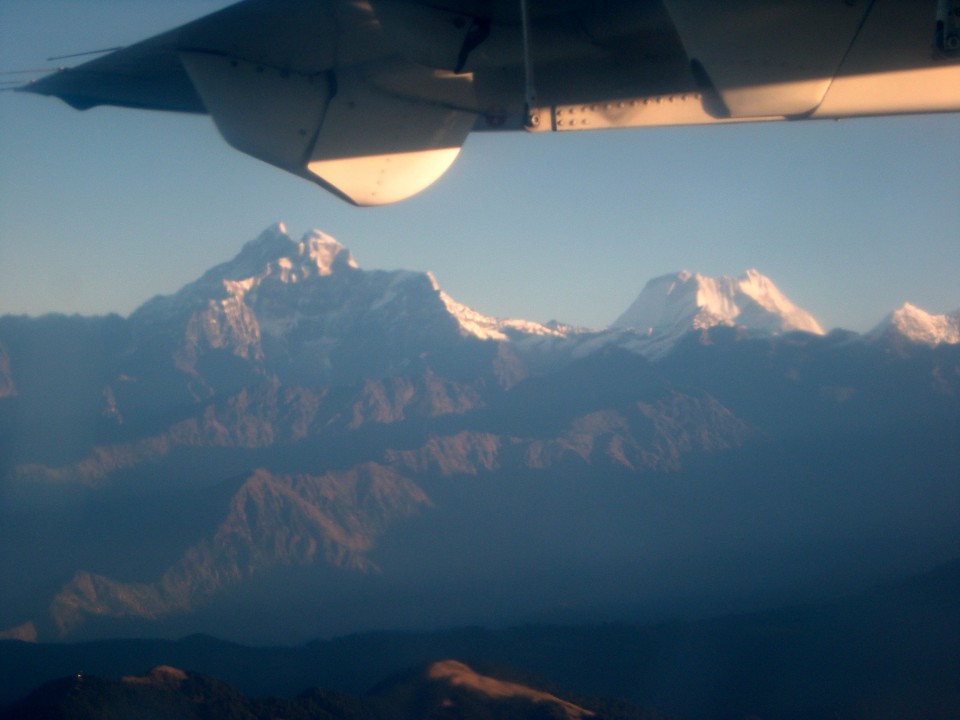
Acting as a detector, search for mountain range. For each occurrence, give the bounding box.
[0,224,957,650]
[3,660,638,720]
[4,555,958,719]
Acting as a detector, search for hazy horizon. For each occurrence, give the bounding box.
[1,0,959,333]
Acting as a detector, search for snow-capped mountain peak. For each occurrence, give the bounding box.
[297,229,359,278]
[197,225,358,288]
[867,303,960,346]
[126,225,569,384]
[611,269,824,339]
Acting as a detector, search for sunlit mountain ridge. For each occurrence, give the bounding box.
[0,224,957,647]
[867,302,960,347]
[120,223,957,369]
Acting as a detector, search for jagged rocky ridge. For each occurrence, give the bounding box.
[0,225,957,643]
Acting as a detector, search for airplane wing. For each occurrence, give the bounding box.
[21,0,960,205]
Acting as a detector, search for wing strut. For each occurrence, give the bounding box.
[47,47,124,62]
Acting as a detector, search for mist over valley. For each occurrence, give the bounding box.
[1,225,958,717]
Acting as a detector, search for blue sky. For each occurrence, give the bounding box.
[1,0,958,332]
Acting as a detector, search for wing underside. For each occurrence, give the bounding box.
[20,0,960,204]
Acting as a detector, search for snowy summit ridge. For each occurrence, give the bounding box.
[867,303,960,346]
[128,225,562,379]
[612,269,824,339]
[212,225,560,342]
[436,282,566,342]
[203,223,359,286]
[128,225,957,377]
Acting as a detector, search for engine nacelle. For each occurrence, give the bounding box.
[181,51,476,206]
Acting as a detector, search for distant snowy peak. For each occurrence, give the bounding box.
[207,223,358,286]
[868,303,960,346]
[133,225,361,316]
[132,224,560,354]
[612,269,824,338]
[297,228,360,278]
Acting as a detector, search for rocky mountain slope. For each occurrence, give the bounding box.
[0,225,957,643]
